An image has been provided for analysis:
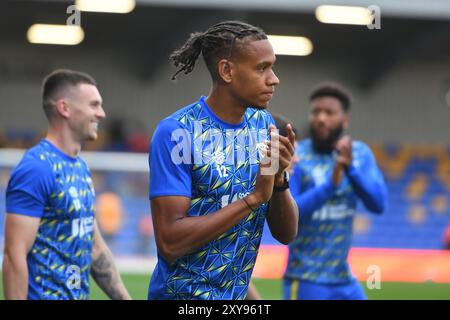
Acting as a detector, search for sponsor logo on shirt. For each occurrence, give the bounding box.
[72,217,94,238]
[65,264,81,290]
[312,204,355,221]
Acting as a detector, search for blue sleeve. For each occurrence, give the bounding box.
[149,118,192,199]
[290,163,336,223]
[346,143,388,214]
[6,156,54,218]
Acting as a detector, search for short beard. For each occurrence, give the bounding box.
[310,124,344,154]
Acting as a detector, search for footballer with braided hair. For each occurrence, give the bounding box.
[148,21,298,300]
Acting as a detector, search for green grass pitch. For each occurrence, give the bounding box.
[1,273,450,299]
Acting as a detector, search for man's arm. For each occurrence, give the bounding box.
[335,137,387,214]
[291,157,346,222]
[90,221,131,300]
[267,188,298,244]
[151,168,274,264]
[292,180,336,221]
[149,118,274,264]
[266,125,298,244]
[3,214,40,300]
[345,146,387,214]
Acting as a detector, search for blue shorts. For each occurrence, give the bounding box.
[283,278,367,300]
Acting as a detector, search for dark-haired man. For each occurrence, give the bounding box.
[284,82,387,300]
[148,21,298,300]
[3,69,130,300]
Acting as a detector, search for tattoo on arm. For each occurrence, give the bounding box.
[91,251,127,300]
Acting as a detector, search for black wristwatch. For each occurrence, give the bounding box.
[273,170,290,192]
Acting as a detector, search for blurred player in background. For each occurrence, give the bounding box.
[3,69,130,300]
[148,21,298,300]
[284,82,388,300]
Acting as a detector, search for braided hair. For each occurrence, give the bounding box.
[170,21,267,80]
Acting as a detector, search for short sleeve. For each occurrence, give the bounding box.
[149,118,192,199]
[6,155,54,218]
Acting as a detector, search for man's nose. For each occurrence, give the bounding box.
[268,69,280,87]
[97,105,106,119]
[316,111,328,124]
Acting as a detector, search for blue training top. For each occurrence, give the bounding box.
[285,138,387,284]
[6,139,96,299]
[148,96,275,300]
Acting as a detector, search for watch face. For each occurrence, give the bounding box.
[285,170,290,182]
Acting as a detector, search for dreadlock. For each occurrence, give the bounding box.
[170,21,267,80]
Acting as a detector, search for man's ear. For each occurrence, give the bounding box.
[54,99,70,119]
[217,59,233,84]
